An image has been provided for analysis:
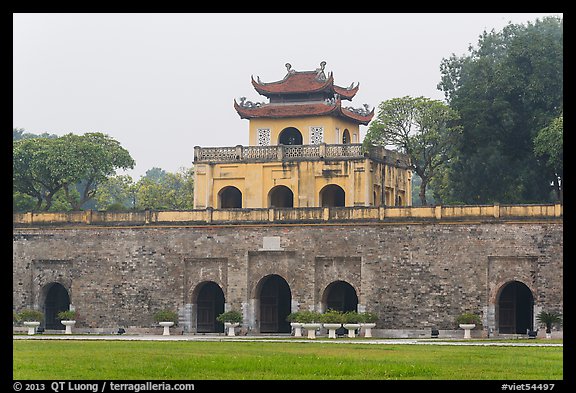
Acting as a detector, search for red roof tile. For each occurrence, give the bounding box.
[234,98,374,125]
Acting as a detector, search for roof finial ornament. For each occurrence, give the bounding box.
[285,63,296,75]
[315,61,327,81]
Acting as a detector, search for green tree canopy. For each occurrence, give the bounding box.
[13,132,135,211]
[437,16,563,204]
[534,113,563,203]
[364,96,461,205]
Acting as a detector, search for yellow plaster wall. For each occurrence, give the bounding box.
[248,116,360,145]
[194,158,411,209]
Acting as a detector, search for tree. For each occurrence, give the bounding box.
[437,16,563,204]
[60,133,135,210]
[13,132,135,211]
[94,175,137,211]
[364,96,461,205]
[13,128,58,141]
[13,137,72,210]
[135,167,194,210]
[534,114,563,203]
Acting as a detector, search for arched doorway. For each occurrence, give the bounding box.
[320,184,345,207]
[258,274,291,333]
[195,281,225,333]
[278,127,303,145]
[268,185,294,208]
[323,281,358,312]
[43,283,71,330]
[342,129,351,144]
[498,281,534,334]
[218,186,242,208]
[323,281,358,336]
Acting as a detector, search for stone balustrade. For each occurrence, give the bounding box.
[193,143,408,165]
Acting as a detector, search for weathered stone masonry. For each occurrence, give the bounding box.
[13,216,563,337]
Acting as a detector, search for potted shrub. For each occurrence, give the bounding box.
[342,311,361,338]
[456,312,481,339]
[320,309,345,339]
[18,309,44,335]
[153,309,178,336]
[57,310,77,335]
[536,310,562,339]
[358,311,378,338]
[286,311,304,337]
[216,310,243,336]
[298,310,322,339]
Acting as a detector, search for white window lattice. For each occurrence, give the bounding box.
[257,128,271,146]
[310,126,324,144]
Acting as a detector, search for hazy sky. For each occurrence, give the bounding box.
[13,13,562,179]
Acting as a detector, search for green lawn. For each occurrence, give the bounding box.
[13,340,563,380]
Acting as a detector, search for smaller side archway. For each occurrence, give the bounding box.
[268,185,294,208]
[321,280,359,312]
[42,282,71,330]
[218,186,242,208]
[194,281,225,333]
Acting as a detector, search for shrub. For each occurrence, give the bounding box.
[456,312,481,326]
[57,310,77,320]
[216,310,243,324]
[358,312,378,323]
[153,310,179,325]
[536,310,562,333]
[319,309,345,324]
[342,311,360,324]
[18,309,44,323]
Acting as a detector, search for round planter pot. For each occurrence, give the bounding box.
[290,322,303,337]
[224,322,240,336]
[23,321,41,335]
[159,321,175,336]
[61,320,76,335]
[301,323,322,339]
[343,323,361,338]
[322,323,342,339]
[459,323,476,339]
[360,323,376,338]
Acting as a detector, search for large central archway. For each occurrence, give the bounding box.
[258,274,292,333]
[43,283,71,330]
[497,281,534,334]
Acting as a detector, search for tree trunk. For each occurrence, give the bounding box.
[419,177,428,206]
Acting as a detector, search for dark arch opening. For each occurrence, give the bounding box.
[278,127,303,145]
[196,281,225,333]
[323,281,359,336]
[258,274,292,333]
[219,186,242,208]
[342,129,351,144]
[320,184,345,207]
[323,281,358,313]
[43,283,71,330]
[268,185,294,208]
[498,281,534,334]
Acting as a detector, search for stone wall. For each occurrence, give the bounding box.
[13,218,563,337]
